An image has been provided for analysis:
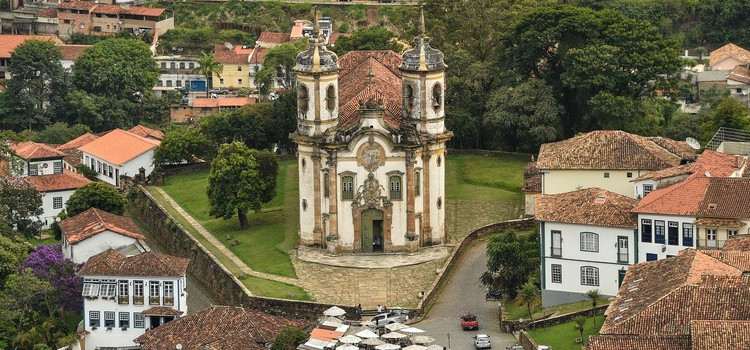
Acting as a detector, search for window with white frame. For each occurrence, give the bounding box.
[53,161,62,174]
[643,184,654,197]
[729,229,738,237]
[581,266,599,286]
[163,281,174,305]
[100,283,116,297]
[89,311,100,327]
[551,264,562,283]
[108,165,113,178]
[551,230,562,257]
[682,223,694,247]
[641,219,653,242]
[53,197,63,209]
[134,312,144,328]
[149,281,160,305]
[104,311,115,328]
[82,282,100,297]
[580,232,599,252]
[133,280,144,304]
[29,163,38,176]
[118,280,129,304]
[654,220,666,244]
[119,312,129,329]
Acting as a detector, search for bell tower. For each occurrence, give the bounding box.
[399,8,447,135]
[293,8,339,137]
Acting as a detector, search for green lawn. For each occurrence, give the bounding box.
[528,314,604,350]
[505,299,606,321]
[159,160,298,278]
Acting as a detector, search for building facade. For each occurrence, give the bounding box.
[78,129,159,188]
[60,208,147,264]
[291,13,452,253]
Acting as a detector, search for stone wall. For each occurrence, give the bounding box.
[519,331,537,350]
[503,304,609,332]
[415,218,535,316]
[128,186,355,320]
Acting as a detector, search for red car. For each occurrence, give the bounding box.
[460,313,479,331]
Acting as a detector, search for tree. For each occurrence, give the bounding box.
[249,150,279,203]
[573,316,586,344]
[515,282,540,325]
[255,40,306,95]
[207,142,266,228]
[63,90,135,132]
[271,326,308,350]
[72,38,158,99]
[332,27,403,56]
[0,235,30,286]
[586,289,602,329]
[32,122,91,145]
[193,52,223,97]
[481,229,539,298]
[65,183,125,217]
[154,128,211,166]
[19,244,83,312]
[3,40,68,131]
[0,271,56,340]
[701,97,750,140]
[268,90,298,152]
[0,177,43,237]
[199,103,271,150]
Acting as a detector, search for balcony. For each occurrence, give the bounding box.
[163,297,174,306]
[696,239,726,249]
[149,296,160,305]
[118,295,129,304]
[133,296,144,305]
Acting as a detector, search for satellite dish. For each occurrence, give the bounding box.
[224,42,234,50]
[705,171,711,177]
[686,137,701,150]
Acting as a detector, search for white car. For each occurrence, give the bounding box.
[369,311,408,327]
[474,334,491,349]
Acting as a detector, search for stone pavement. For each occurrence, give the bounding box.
[297,245,450,268]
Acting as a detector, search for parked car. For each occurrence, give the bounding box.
[209,88,229,95]
[506,346,524,350]
[485,288,502,301]
[460,313,479,331]
[474,334,491,349]
[370,311,408,327]
[538,346,552,350]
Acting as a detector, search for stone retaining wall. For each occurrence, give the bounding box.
[415,218,535,316]
[502,304,609,331]
[129,186,355,320]
[518,331,537,350]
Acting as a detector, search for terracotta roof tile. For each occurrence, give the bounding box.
[57,133,99,150]
[632,175,710,215]
[193,97,255,108]
[122,6,165,17]
[257,32,290,45]
[37,7,57,18]
[57,1,97,11]
[79,249,189,277]
[60,44,91,60]
[213,44,248,64]
[710,43,750,68]
[135,306,308,350]
[728,65,750,84]
[522,161,541,192]
[701,250,750,271]
[78,129,159,166]
[128,125,164,140]
[338,51,403,128]
[141,306,184,316]
[249,47,268,64]
[10,141,65,159]
[697,177,750,218]
[537,130,691,170]
[587,334,691,350]
[89,4,121,15]
[693,217,745,227]
[634,150,741,181]
[61,208,144,244]
[690,320,750,350]
[27,170,90,192]
[648,137,698,161]
[535,188,638,228]
[723,235,750,251]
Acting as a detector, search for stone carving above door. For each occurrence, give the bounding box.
[357,135,386,173]
[352,173,391,210]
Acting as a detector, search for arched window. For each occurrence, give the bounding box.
[404,84,415,113]
[414,171,420,196]
[326,85,336,111]
[341,176,354,200]
[389,175,402,200]
[580,266,599,286]
[580,232,599,252]
[432,83,442,111]
[179,62,185,69]
[170,62,176,69]
[298,85,309,116]
[323,173,329,197]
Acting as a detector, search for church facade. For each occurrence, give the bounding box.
[291,14,452,253]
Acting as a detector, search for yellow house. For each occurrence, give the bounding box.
[212,44,251,90]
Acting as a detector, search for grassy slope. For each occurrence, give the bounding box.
[528,314,604,350]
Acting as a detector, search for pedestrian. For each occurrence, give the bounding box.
[383,305,388,313]
[377,304,382,313]
[356,304,362,319]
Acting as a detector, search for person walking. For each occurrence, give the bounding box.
[356,304,362,319]
[377,304,383,313]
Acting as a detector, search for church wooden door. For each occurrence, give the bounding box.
[361,209,384,252]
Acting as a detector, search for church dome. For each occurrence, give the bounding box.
[399,10,446,72]
[294,36,338,74]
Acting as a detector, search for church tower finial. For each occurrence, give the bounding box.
[313,6,320,37]
[420,6,425,37]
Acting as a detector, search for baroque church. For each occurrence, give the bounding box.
[291,12,452,253]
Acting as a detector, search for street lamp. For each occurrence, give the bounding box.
[447,332,451,350]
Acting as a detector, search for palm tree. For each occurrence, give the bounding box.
[193,51,223,97]
[573,316,586,345]
[586,289,602,329]
[515,282,541,326]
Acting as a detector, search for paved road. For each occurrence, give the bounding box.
[416,241,521,350]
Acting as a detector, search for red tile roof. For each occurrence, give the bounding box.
[141,306,184,316]
[537,130,692,170]
[57,1,98,11]
[587,334,691,350]
[122,6,165,17]
[60,44,91,60]
[522,161,541,193]
[632,175,710,215]
[78,129,159,166]
[134,306,308,350]
[27,170,90,192]
[257,32,290,45]
[535,188,638,228]
[61,208,144,244]
[10,141,65,160]
[697,177,750,218]
[310,327,344,341]
[128,125,164,140]
[213,44,249,64]
[249,47,269,64]
[723,235,750,251]
[728,65,750,84]
[57,133,99,150]
[647,137,698,162]
[193,97,255,108]
[634,150,741,181]
[702,250,750,271]
[690,320,750,350]
[37,7,57,18]
[338,50,403,128]
[710,43,750,68]
[79,249,189,277]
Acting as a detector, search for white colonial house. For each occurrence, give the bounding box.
[154,55,207,95]
[78,129,160,188]
[534,131,695,205]
[290,14,452,253]
[60,208,147,264]
[6,141,90,227]
[535,188,638,307]
[633,175,750,262]
[78,249,189,350]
